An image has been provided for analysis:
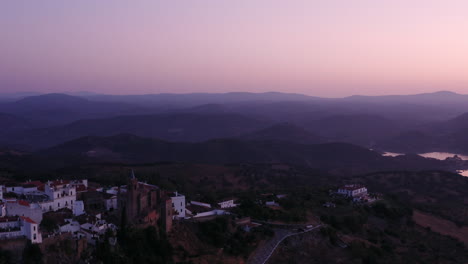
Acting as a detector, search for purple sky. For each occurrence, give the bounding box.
[1,1,468,97]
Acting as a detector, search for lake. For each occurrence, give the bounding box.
[382,151,468,160]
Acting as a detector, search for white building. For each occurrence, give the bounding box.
[5,200,43,224]
[39,180,77,212]
[0,216,42,243]
[217,199,237,209]
[337,184,368,198]
[60,219,81,233]
[170,192,186,219]
[73,201,85,216]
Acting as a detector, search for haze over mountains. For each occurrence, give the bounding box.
[2,91,468,161]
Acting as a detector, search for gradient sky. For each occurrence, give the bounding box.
[1,1,468,97]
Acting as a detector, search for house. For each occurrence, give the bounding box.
[217,199,237,209]
[337,184,368,198]
[5,200,43,223]
[38,180,77,212]
[0,216,42,244]
[169,192,186,219]
[73,201,85,216]
[60,219,81,233]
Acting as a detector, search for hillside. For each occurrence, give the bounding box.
[0,113,270,149]
[377,112,468,154]
[28,134,452,174]
[240,123,326,144]
[0,93,150,125]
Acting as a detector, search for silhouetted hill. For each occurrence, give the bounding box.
[0,112,38,135]
[0,93,151,125]
[377,111,468,154]
[33,134,451,173]
[304,114,401,147]
[240,123,325,144]
[1,113,271,149]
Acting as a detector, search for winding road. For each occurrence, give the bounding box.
[247,225,322,264]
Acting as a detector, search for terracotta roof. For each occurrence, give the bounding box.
[20,216,37,224]
[49,180,71,187]
[75,184,87,192]
[18,200,30,207]
[24,181,44,189]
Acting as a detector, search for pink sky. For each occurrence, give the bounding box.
[1,0,468,97]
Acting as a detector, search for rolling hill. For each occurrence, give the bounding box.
[32,134,451,173]
[0,113,271,149]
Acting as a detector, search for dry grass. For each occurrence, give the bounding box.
[413,210,468,245]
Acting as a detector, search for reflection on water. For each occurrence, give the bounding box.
[419,152,468,160]
[457,170,468,177]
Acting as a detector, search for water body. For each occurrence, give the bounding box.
[382,151,468,177]
[382,151,468,160]
[418,152,468,160]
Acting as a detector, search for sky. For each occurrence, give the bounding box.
[1,0,468,97]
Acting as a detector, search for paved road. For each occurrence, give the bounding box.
[247,225,322,264]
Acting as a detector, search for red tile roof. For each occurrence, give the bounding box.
[24,181,44,188]
[20,216,37,224]
[50,180,70,187]
[75,184,87,192]
[18,200,30,207]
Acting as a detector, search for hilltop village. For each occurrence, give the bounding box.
[0,170,271,262]
[0,167,388,263]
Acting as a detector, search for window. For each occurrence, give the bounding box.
[58,202,60,207]
[181,202,183,206]
[34,226,36,231]
[33,234,36,240]
[70,191,72,195]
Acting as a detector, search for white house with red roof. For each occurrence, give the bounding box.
[5,200,43,223]
[0,216,42,243]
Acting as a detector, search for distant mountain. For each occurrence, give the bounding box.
[85,92,321,107]
[1,113,271,150]
[377,111,468,154]
[34,134,450,173]
[302,114,402,147]
[344,91,468,104]
[0,93,152,125]
[0,112,38,136]
[240,123,325,144]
